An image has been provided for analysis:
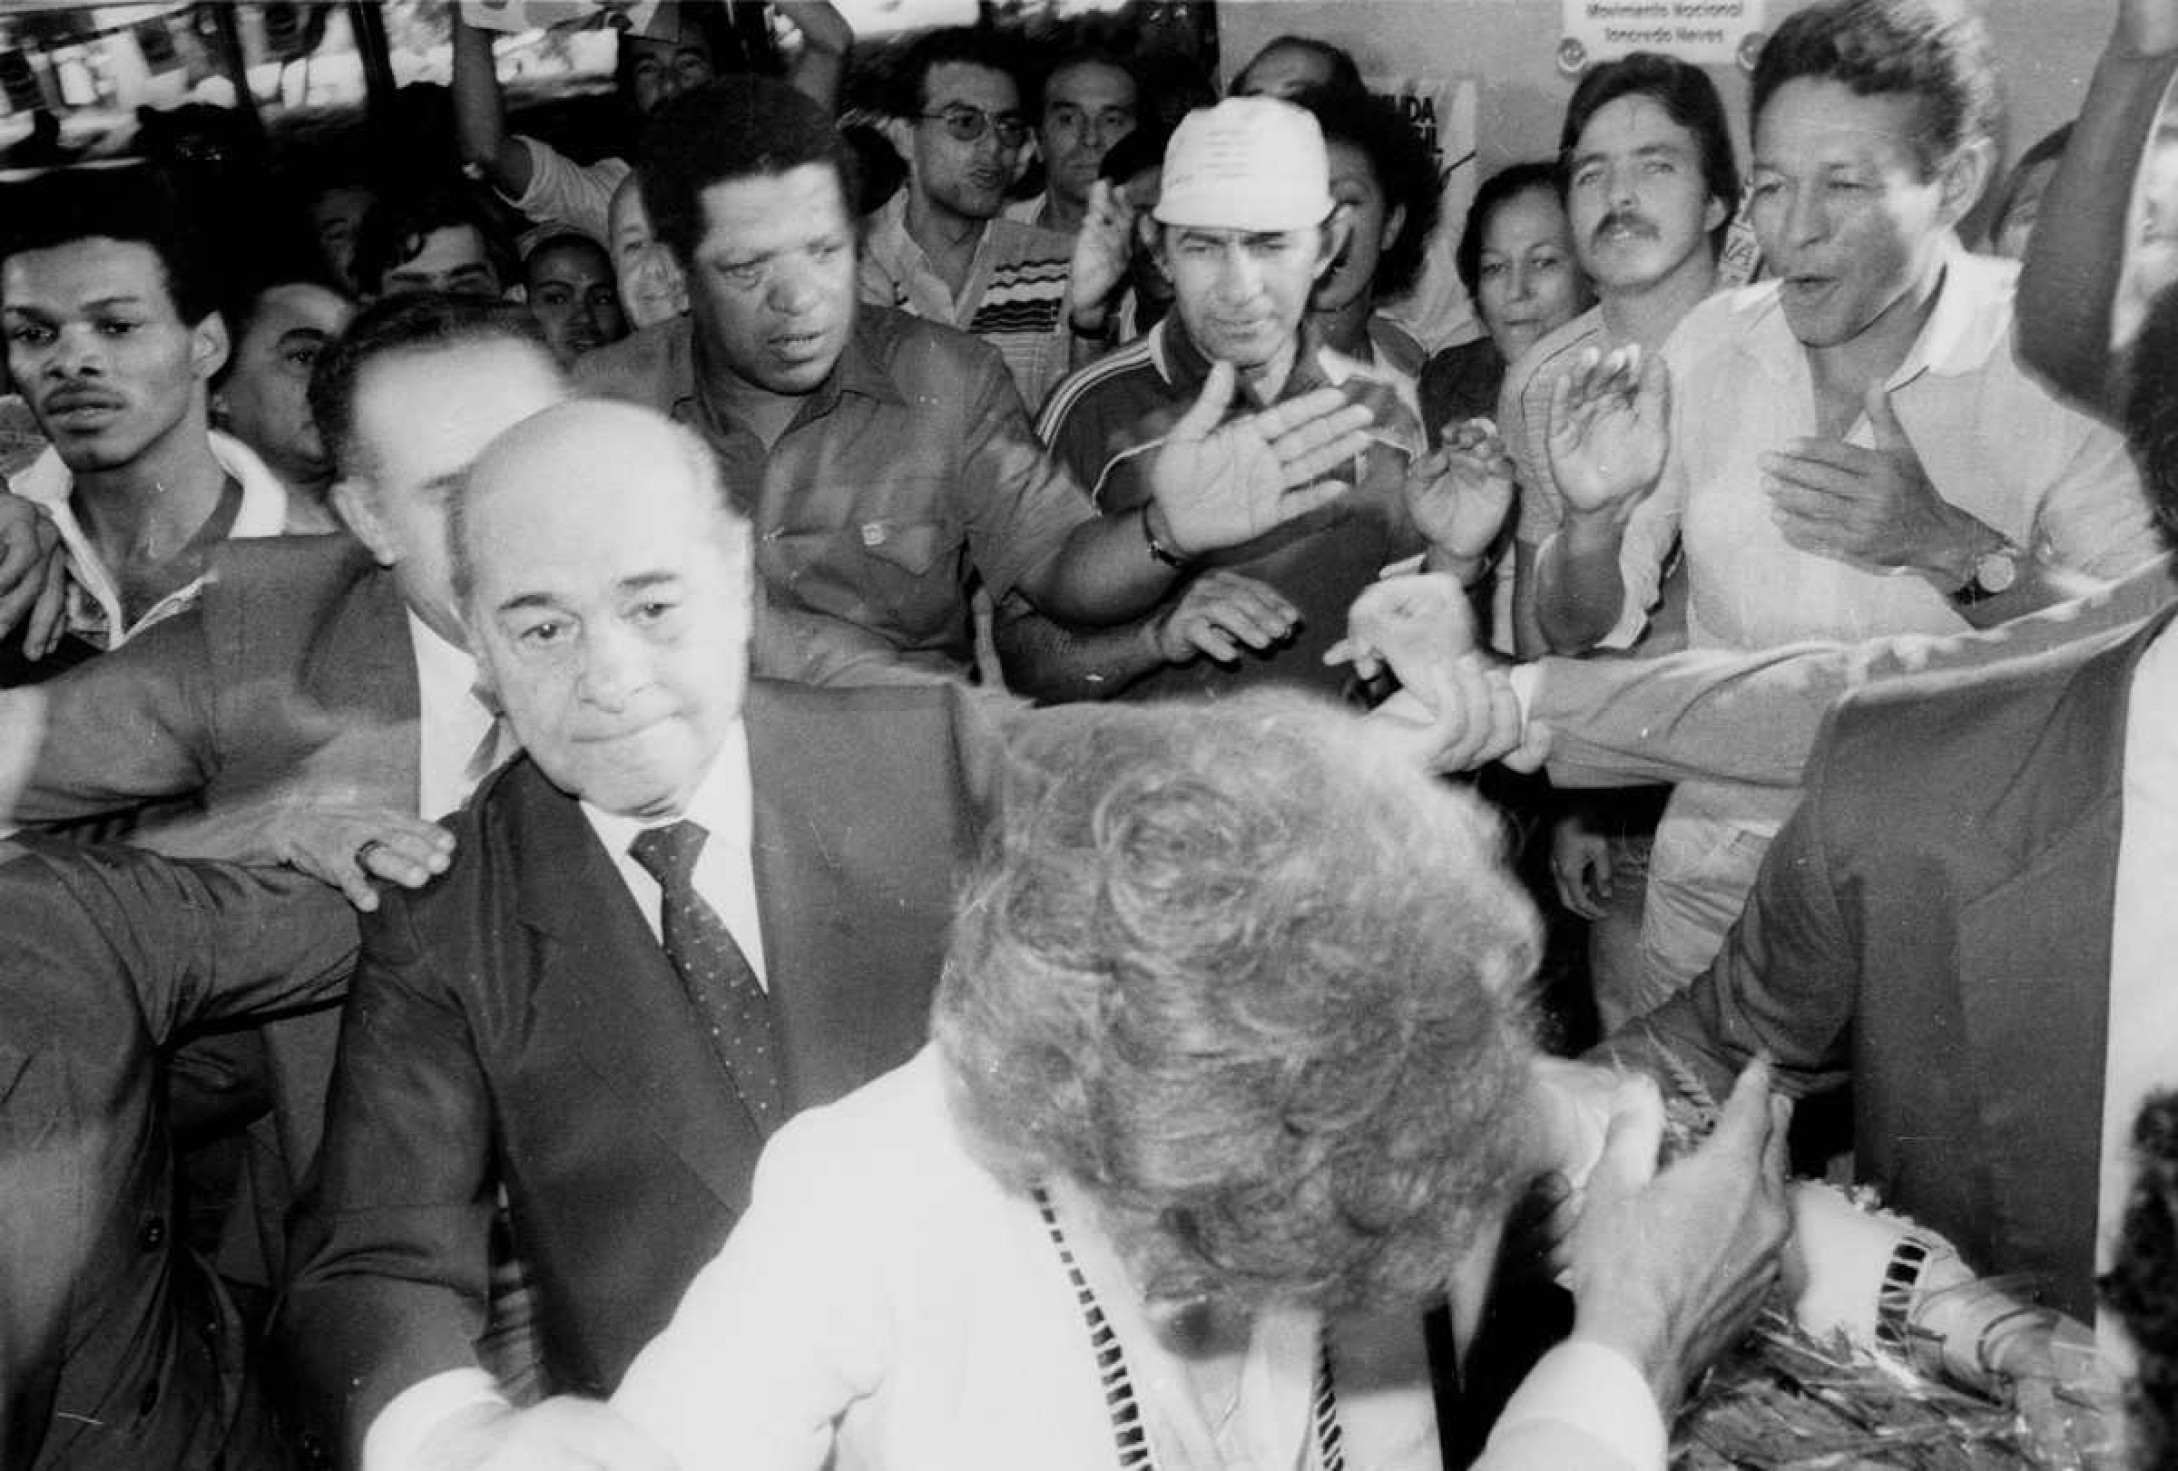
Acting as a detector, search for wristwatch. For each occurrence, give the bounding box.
[1949,544,2019,607]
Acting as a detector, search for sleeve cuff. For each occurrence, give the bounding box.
[362,1368,510,1471]
[1490,1339,1667,1471]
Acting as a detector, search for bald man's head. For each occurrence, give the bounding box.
[457,399,753,819]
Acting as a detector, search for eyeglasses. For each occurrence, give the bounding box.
[919,104,1031,149]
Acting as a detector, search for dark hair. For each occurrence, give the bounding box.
[1298,86,1440,300]
[611,8,732,110]
[0,165,220,326]
[934,692,1539,1314]
[307,291,549,479]
[1560,52,1740,252]
[1456,161,1564,298]
[211,274,353,391]
[1988,120,2072,248]
[1098,122,1170,186]
[2123,286,2178,545]
[1030,48,1140,120]
[521,230,612,280]
[884,27,1024,119]
[2102,1090,2178,1467]
[639,77,861,267]
[350,185,516,298]
[1230,35,1364,99]
[1751,0,2000,176]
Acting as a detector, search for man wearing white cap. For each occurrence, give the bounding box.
[995,96,1510,703]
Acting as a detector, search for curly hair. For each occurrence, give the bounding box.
[1751,0,2000,176]
[1299,85,1442,301]
[2121,285,2178,546]
[638,77,861,269]
[933,692,1541,1316]
[2104,1090,2178,1466]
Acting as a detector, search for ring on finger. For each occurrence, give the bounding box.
[355,838,388,871]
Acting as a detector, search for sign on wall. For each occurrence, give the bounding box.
[1369,72,1484,351]
[1557,0,1767,70]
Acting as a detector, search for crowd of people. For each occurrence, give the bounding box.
[1,0,2177,1467]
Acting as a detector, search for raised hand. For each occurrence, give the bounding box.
[1544,345,1671,517]
[1152,569,1300,665]
[1404,417,1515,572]
[1066,179,1137,330]
[1761,383,1991,577]
[1148,359,1373,556]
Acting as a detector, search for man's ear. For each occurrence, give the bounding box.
[1936,137,1997,228]
[330,478,397,566]
[1703,193,1730,238]
[882,115,917,177]
[190,310,230,382]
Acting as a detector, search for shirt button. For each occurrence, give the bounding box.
[860,522,887,547]
[139,1216,166,1251]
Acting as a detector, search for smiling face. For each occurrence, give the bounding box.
[3,236,223,476]
[1474,184,1591,363]
[609,176,689,328]
[1312,138,1405,316]
[217,281,354,484]
[687,163,857,398]
[904,61,1027,224]
[463,403,752,820]
[524,237,629,365]
[1564,93,1724,297]
[1749,79,1958,351]
[1039,60,1138,212]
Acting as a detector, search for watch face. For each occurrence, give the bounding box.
[1975,549,2019,594]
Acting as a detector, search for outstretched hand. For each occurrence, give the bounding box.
[1067,179,1137,325]
[1148,359,1373,556]
[1545,345,1671,518]
[1332,574,1544,774]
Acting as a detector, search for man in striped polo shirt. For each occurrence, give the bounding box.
[996,96,1508,704]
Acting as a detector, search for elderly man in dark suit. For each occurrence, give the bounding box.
[278,399,1003,1470]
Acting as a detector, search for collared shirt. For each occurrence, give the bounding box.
[575,310,1095,674]
[578,721,768,987]
[1034,316,1427,699]
[10,429,292,650]
[2102,622,2178,1366]
[406,611,501,822]
[859,191,1077,412]
[1604,244,2162,652]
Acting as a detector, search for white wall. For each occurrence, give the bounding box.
[1216,0,2106,186]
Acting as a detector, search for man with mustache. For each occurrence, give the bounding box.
[1,168,305,671]
[1492,54,1743,1032]
[1538,0,2164,1004]
[863,28,1079,410]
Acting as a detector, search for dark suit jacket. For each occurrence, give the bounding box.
[0,843,354,1471]
[1606,609,2169,1319]
[280,678,999,1463]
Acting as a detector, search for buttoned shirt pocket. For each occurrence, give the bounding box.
[764,515,966,653]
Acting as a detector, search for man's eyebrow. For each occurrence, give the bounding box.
[616,571,682,596]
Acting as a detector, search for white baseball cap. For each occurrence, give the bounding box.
[1153,96,1336,233]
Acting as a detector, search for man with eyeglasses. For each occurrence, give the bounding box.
[865,28,1080,409]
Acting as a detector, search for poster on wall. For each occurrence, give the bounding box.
[1368,72,1484,352]
[1557,0,1766,71]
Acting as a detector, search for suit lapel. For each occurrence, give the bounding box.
[507,762,767,1215]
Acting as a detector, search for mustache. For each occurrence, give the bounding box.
[1593,209,1660,243]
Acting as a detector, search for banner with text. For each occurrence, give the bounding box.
[1558,0,1765,71]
